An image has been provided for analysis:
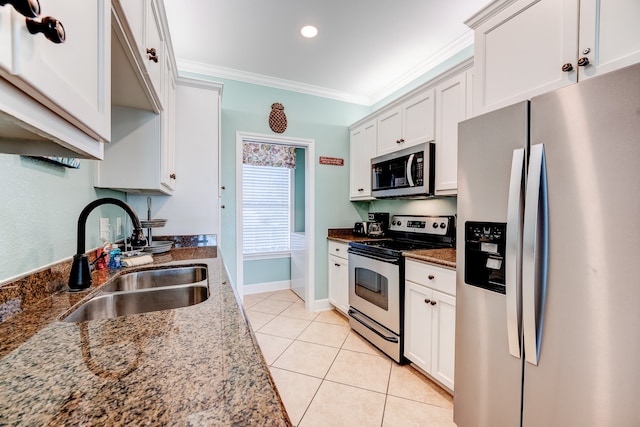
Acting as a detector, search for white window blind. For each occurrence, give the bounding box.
[242,164,291,255]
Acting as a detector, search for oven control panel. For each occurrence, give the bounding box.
[388,215,452,236]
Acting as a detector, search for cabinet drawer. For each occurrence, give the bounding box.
[405,260,456,296]
[328,241,349,260]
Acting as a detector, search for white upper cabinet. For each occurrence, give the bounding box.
[112,0,166,112]
[578,0,640,80]
[96,0,177,194]
[350,120,377,200]
[349,59,472,199]
[402,90,436,148]
[469,0,579,115]
[377,89,435,155]
[0,0,110,158]
[468,0,640,115]
[161,56,176,190]
[434,71,469,195]
[377,107,402,155]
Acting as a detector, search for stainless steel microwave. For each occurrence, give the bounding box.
[371,142,435,198]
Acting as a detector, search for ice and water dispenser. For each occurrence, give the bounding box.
[464,222,507,294]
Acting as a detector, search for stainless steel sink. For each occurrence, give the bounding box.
[62,284,209,322]
[100,266,207,293]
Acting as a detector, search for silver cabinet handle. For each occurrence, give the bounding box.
[522,143,549,366]
[506,148,525,358]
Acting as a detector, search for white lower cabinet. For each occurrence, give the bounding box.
[328,241,349,315]
[404,260,456,391]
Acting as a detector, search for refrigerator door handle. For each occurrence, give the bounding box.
[522,143,549,366]
[506,148,525,358]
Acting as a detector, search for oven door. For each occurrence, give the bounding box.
[348,250,400,334]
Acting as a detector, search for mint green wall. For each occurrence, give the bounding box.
[180,72,370,299]
[243,257,291,286]
[294,148,305,233]
[0,154,127,282]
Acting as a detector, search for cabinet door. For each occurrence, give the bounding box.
[350,120,376,200]
[117,0,145,52]
[473,0,579,114]
[377,106,402,155]
[578,0,640,80]
[431,290,456,391]
[145,0,164,105]
[328,254,349,315]
[161,61,176,190]
[9,0,110,141]
[402,89,435,148]
[404,281,433,372]
[435,72,467,195]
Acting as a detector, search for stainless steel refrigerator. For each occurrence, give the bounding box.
[454,63,640,427]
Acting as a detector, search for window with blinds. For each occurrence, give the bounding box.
[242,164,292,255]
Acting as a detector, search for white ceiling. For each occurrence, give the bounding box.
[163,0,489,105]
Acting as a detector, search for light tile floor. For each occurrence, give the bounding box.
[243,289,455,427]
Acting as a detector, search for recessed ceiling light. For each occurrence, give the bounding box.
[300,25,318,38]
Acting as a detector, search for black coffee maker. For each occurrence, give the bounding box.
[367,212,389,236]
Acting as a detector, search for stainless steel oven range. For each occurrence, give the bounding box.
[348,215,455,363]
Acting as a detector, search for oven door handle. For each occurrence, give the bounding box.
[348,309,399,343]
[347,248,399,264]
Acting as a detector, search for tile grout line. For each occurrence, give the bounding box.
[249,292,455,426]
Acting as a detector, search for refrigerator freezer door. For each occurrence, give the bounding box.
[523,63,640,426]
[454,101,529,427]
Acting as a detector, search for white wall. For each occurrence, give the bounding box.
[128,78,223,236]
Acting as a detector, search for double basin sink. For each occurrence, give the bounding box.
[63,266,209,322]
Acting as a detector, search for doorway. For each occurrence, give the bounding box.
[235,132,315,310]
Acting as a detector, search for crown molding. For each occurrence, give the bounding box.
[464,0,520,29]
[369,31,475,105]
[176,33,474,107]
[176,59,371,105]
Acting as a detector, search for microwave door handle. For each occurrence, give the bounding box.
[406,153,415,186]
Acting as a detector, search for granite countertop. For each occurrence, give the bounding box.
[403,248,457,269]
[0,255,291,426]
[327,228,456,269]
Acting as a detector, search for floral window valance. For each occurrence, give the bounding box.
[242,142,296,168]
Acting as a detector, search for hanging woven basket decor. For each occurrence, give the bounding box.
[269,102,287,133]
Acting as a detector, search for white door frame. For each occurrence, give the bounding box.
[235,131,316,311]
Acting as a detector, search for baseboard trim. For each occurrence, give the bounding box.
[243,280,291,295]
[311,298,334,312]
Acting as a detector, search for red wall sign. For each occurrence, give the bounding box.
[319,156,344,166]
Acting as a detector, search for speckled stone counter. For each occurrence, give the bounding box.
[403,248,457,269]
[0,255,291,426]
[327,228,456,268]
[326,228,387,244]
